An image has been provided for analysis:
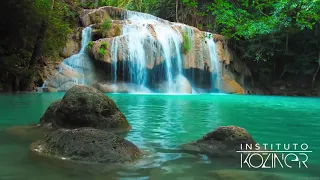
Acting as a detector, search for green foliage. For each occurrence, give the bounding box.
[99,47,106,56]
[0,0,76,91]
[87,41,94,50]
[100,16,112,33]
[101,42,108,49]
[99,42,108,56]
[182,31,191,54]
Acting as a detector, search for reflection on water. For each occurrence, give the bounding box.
[0,93,319,179]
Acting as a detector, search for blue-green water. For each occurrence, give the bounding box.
[0,93,319,179]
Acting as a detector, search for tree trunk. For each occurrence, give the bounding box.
[176,0,179,22]
[279,68,286,79]
[285,33,289,54]
[312,52,320,89]
[14,76,20,92]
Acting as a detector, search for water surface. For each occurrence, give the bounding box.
[0,93,319,179]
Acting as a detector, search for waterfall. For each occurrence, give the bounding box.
[120,12,184,93]
[42,26,94,91]
[122,21,151,86]
[206,33,221,92]
[41,8,227,94]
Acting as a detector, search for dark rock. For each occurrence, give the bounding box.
[50,85,130,132]
[180,126,256,157]
[39,99,61,128]
[29,128,141,163]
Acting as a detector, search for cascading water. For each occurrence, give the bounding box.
[121,15,154,86]
[120,11,185,93]
[42,26,94,91]
[42,8,227,94]
[205,33,221,91]
[110,37,119,83]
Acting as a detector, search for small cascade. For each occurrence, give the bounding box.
[110,37,119,83]
[42,26,94,91]
[205,32,221,91]
[121,15,154,86]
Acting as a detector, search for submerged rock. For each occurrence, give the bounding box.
[210,170,291,180]
[181,126,256,157]
[53,85,130,131]
[6,124,52,142]
[30,128,141,163]
[95,82,152,93]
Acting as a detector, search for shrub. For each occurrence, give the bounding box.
[101,42,108,49]
[182,31,192,54]
[99,47,106,56]
[99,42,108,56]
[87,41,94,50]
[101,17,112,32]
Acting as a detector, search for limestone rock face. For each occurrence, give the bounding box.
[60,28,82,58]
[219,77,245,94]
[80,6,125,27]
[30,128,141,163]
[181,126,256,157]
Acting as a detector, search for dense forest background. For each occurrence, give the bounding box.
[0,0,319,95]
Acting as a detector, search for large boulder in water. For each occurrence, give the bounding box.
[40,99,61,128]
[39,85,130,132]
[180,126,256,157]
[54,85,130,131]
[29,128,141,163]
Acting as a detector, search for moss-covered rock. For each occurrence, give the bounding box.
[180,126,256,157]
[53,85,130,132]
[30,128,141,164]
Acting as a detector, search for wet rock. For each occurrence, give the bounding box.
[60,38,80,58]
[219,77,245,94]
[53,85,130,132]
[181,126,256,157]
[95,82,152,93]
[174,75,192,94]
[30,128,141,163]
[40,99,61,128]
